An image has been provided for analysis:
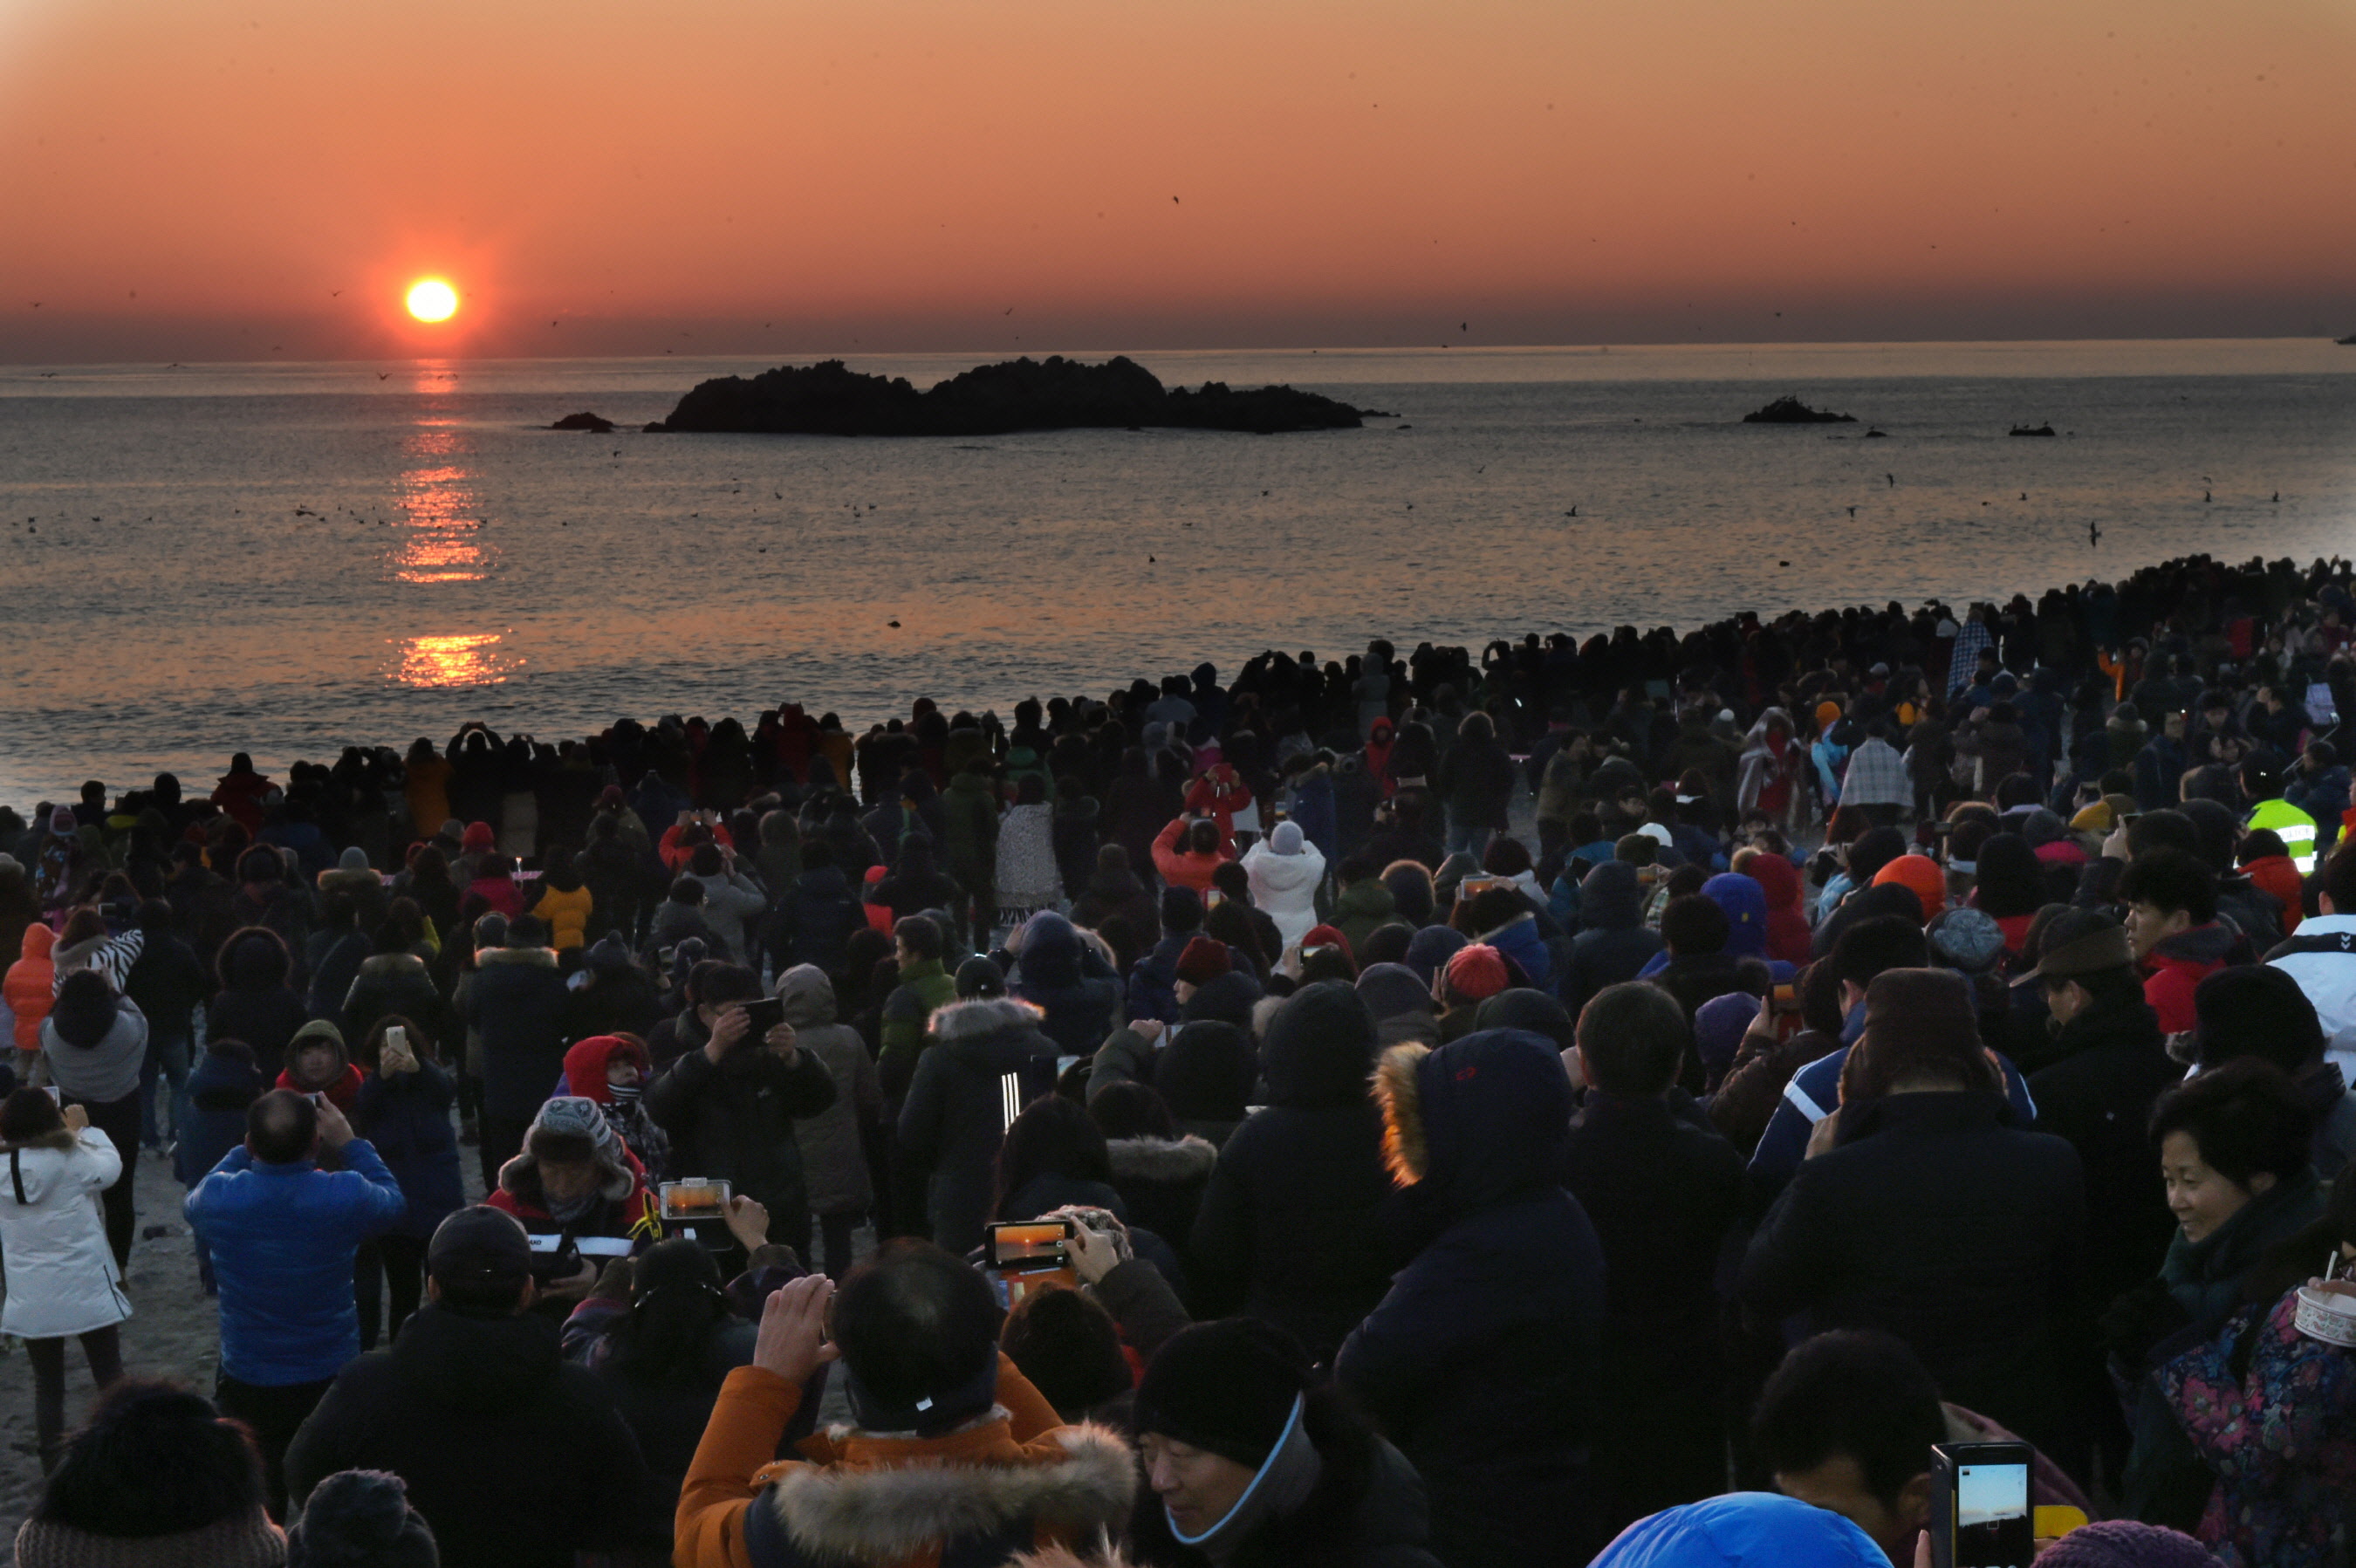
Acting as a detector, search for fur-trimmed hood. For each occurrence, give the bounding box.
[765,1421,1135,1563]
[1105,1133,1217,1184]
[931,996,1057,1077]
[1373,1028,1573,1215]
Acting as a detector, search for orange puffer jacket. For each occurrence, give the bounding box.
[3,923,57,1054]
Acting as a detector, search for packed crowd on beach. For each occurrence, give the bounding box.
[1,547,2353,1568]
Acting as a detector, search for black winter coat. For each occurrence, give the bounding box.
[2025,992,2183,1311]
[779,866,860,974]
[340,951,456,1060]
[645,1040,838,1230]
[1739,1091,2087,1461]
[123,930,209,1043]
[1337,1030,1607,1568]
[1562,862,1662,1011]
[894,998,1059,1254]
[1561,1090,1743,1530]
[284,1304,657,1568]
[458,949,572,1121]
[1188,983,1398,1366]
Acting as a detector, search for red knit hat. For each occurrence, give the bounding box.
[1302,924,1353,962]
[1175,936,1231,987]
[1442,942,1510,1004]
[1871,853,1947,923]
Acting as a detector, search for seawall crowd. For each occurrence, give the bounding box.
[0,548,2352,1568]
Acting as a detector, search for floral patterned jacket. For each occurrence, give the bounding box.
[2160,1289,2356,1568]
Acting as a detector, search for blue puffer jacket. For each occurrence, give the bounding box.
[354,1064,464,1241]
[186,1138,407,1385]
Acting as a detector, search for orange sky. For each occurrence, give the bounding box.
[3,0,2352,359]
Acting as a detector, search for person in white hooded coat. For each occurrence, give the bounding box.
[0,1087,129,1469]
[1243,822,1327,955]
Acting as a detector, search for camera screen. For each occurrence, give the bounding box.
[1953,1462,2032,1568]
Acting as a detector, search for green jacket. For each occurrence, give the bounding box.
[878,958,958,1103]
[1332,879,1401,959]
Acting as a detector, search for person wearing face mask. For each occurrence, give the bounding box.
[1128,1318,1442,1568]
[559,1033,670,1183]
[2108,1057,2324,1531]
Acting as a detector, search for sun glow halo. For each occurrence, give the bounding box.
[405,279,459,322]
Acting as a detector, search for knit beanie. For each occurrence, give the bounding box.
[526,1096,624,1176]
[1870,854,1947,922]
[1175,937,1231,987]
[2033,1521,2222,1568]
[1133,1319,1312,1469]
[1442,943,1510,1005]
[1269,821,1305,856]
[338,846,372,873]
[1925,907,2006,976]
[955,955,1007,999]
[1301,925,1353,963]
[286,1470,438,1568]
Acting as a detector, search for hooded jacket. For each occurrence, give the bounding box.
[1331,880,1400,962]
[776,966,881,1216]
[285,1304,657,1568]
[0,1125,131,1339]
[897,996,1060,1254]
[675,1356,1133,1568]
[339,950,455,1060]
[780,864,861,975]
[646,1021,839,1234]
[1242,834,1327,952]
[1009,913,1121,1058]
[1105,1133,1218,1268]
[1743,855,1813,966]
[560,1032,672,1181]
[1086,971,1264,1149]
[460,945,572,1121]
[1339,1030,1608,1567]
[175,1047,267,1189]
[207,928,312,1081]
[3,921,57,1053]
[1565,862,1663,1012]
[1188,983,1399,1365]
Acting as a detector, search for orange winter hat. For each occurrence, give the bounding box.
[1872,853,1948,923]
[1814,701,1843,731]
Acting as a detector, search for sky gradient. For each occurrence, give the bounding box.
[3,0,2352,360]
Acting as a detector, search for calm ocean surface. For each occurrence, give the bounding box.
[2,340,2353,807]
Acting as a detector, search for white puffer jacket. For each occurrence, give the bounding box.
[0,1125,130,1339]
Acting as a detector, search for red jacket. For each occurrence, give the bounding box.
[2141,922,2238,1034]
[1150,818,1234,893]
[2243,854,2304,936]
[277,1062,365,1116]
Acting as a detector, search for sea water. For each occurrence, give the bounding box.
[2,339,2352,806]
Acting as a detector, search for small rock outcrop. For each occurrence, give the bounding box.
[2008,422,2058,438]
[1743,395,1857,425]
[645,355,1370,436]
[549,411,616,433]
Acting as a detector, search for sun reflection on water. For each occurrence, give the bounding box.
[394,633,517,688]
[391,409,490,585]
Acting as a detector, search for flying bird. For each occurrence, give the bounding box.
[331,291,341,297]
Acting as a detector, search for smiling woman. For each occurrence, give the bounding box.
[405,279,458,323]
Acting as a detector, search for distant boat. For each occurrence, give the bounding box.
[2009,422,2057,438]
[2339,333,2356,346]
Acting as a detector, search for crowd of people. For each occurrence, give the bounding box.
[0,547,2351,1567]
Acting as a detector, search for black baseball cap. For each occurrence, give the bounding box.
[427,1205,532,1290]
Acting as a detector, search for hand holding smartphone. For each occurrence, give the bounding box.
[1928,1442,2032,1568]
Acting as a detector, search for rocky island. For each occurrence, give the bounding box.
[642,354,1376,436]
[1742,394,1857,425]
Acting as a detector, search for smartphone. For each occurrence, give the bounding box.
[1929,1441,2033,1568]
[1770,983,1799,1013]
[383,1025,407,1055]
[984,1219,1078,1304]
[739,997,787,1035]
[659,1178,732,1221]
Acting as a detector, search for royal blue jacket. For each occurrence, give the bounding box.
[186,1138,407,1385]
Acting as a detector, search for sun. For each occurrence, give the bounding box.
[405,279,459,323]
